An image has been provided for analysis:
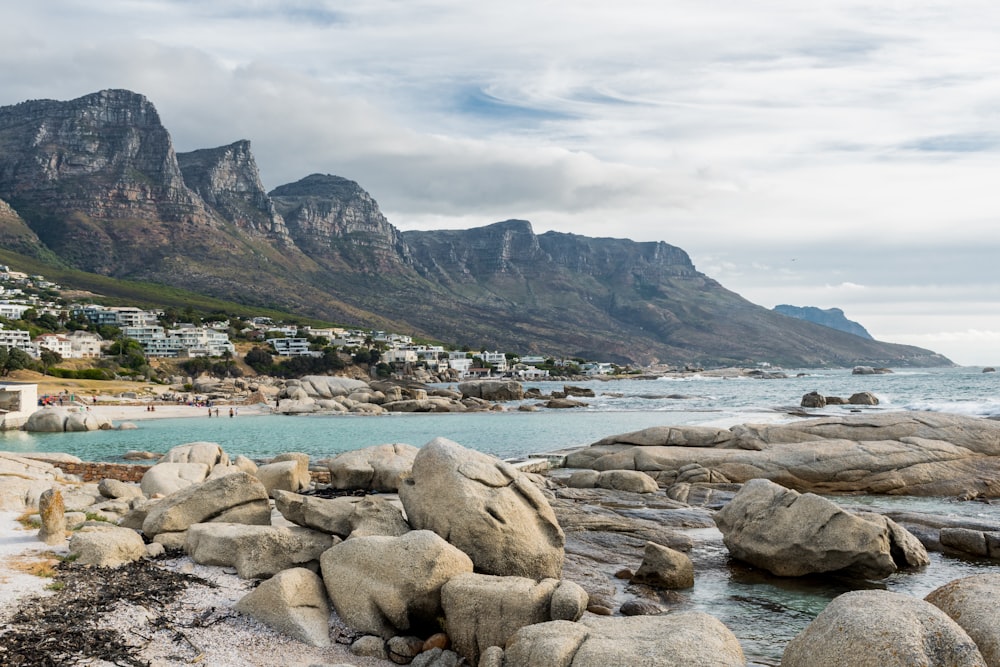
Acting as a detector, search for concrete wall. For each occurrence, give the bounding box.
[0,383,38,430]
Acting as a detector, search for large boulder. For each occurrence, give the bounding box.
[256,458,310,496]
[297,375,370,398]
[504,613,745,667]
[320,530,474,639]
[141,471,271,539]
[185,522,335,579]
[714,478,928,578]
[567,412,1000,497]
[399,437,565,579]
[0,453,66,511]
[69,525,147,568]
[347,496,411,538]
[273,490,361,537]
[596,470,658,494]
[458,380,524,402]
[926,574,1000,667]
[160,442,230,467]
[441,573,587,665]
[140,462,210,497]
[324,443,419,492]
[782,590,987,666]
[24,407,70,432]
[235,567,331,647]
[630,541,694,589]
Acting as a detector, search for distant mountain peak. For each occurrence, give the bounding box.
[774,305,874,340]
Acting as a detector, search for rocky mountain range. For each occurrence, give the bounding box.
[0,89,951,367]
[773,305,874,340]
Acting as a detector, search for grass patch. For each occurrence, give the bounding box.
[16,512,40,529]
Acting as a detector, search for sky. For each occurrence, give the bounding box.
[2,1,999,365]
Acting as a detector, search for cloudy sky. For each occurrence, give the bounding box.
[3,1,998,365]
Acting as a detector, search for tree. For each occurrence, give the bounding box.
[244,347,274,373]
[39,349,62,375]
[0,347,32,376]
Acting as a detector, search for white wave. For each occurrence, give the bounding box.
[903,400,1000,417]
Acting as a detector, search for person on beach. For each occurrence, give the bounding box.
[208,408,212,417]
[229,407,234,418]
[215,407,220,417]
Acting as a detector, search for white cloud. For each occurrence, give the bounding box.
[2,0,1000,363]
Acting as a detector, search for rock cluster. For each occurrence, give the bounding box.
[567,412,1000,497]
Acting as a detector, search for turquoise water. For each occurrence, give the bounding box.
[2,366,999,664]
[3,366,998,461]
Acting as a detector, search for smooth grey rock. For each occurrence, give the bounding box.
[185,522,335,579]
[256,460,309,496]
[141,471,271,538]
[926,574,1000,667]
[274,490,361,537]
[631,541,694,589]
[782,590,986,667]
[347,496,410,538]
[140,462,210,497]
[386,635,424,664]
[568,413,1000,497]
[160,442,230,466]
[714,478,928,579]
[320,530,473,639]
[399,437,565,579]
[458,380,524,401]
[69,525,147,568]
[38,487,66,545]
[504,613,745,666]
[98,478,144,501]
[596,469,658,494]
[324,443,418,492]
[235,567,331,647]
[442,573,582,665]
[351,635,388,659]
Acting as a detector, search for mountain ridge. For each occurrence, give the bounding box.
[0,89,952,367]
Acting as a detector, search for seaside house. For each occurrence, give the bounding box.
[66,330,103,358]
[0,302,32,320]
[474,351,509,373]
[34,333,73,358]
[270,337,313,356]
[0,324,32,353]
[0,382,38,430]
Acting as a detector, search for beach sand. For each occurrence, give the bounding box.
[0,510,394,666]
[89,402,273,423]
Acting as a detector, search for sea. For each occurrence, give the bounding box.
[3,365,999,665]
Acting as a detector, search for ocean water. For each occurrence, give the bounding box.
[2,365,998,665]
[1,365,997,461]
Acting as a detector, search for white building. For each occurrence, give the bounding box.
[474,351,508,373]
[0,382,38,430]
[168,326,236,357]
[67,330,103,358]
[0,303,31,320]
[383,348,418,364]
[34,333,73,358]
[447,357,472,375]
[0,326,32,351]
[270,337,312,356]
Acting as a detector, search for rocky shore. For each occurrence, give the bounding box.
[2,411,1000,666]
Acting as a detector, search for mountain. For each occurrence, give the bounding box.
[0,89,953,367]
[773,305,874,340]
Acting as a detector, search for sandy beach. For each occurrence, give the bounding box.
[0,509,393,666]
[87,401,273,423]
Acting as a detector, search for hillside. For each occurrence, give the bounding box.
[0,89,952,367]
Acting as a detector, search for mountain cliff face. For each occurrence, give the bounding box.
[177,140,291,244]
[773,305,874,340]
[0,89,952,367]
[271,174,411,271]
